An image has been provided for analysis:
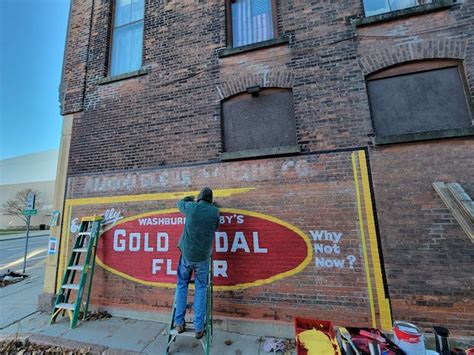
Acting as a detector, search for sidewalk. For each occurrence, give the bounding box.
[0,311,291,354]
[0,239,47,330]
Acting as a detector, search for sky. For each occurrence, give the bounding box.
[0,0,70,160]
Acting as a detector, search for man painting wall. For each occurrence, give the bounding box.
[174,187,220,339]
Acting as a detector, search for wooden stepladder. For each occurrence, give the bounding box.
[165,258,213,355]
[51,216,102,328]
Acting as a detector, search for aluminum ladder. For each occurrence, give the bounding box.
[50,216,102,328]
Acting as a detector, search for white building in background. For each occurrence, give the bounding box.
[0,149,58,229]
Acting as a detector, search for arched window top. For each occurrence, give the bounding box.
[367,59,461,81]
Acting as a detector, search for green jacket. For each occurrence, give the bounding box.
[177,197,220,262]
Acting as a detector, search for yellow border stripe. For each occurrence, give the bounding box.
[358,150,392,331]
[67,188,256,206]
[352,152,377,328]
[56,203,72,292]
[95,207,313,291]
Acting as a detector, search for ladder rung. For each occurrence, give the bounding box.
[55,302,75,310]
[68,265,84,271]
[170,328,201,337]
[62,283,80,290]
[73,248,88,253]
[78,232,91,236]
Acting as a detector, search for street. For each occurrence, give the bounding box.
[0,233,49,274]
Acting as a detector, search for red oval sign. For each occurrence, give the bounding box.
[96,208,312,290]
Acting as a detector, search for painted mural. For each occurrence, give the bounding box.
[96,209,312,290]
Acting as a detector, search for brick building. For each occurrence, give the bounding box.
[42,0,473,337]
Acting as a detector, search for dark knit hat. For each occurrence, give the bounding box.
[197,187,213,203]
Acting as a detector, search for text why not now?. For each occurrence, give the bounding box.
[310,230,356,269]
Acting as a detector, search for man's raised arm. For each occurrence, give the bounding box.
[177,196,195,213]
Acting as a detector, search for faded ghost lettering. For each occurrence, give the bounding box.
[310,230,356,270]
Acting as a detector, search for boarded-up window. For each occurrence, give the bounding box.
[222,88,297,153]
[367,63,472,138]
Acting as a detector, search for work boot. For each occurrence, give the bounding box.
[175,324,185,333]
[195,330,205,339]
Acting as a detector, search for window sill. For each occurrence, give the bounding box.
[97,67,149,85]
[220,145,300,161]
[217,35,290,59]
[353,0,456,27]
[374,126,474,145]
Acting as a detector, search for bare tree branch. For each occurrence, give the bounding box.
[1,189,42,224]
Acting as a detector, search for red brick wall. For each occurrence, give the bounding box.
[58,0,474,335]
[370,138,474,335]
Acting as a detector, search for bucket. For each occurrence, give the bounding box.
[392,321,426,355]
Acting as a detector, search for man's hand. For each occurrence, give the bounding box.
[183,196,195,202]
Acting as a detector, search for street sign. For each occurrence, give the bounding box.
[23,209,38,216]
[26,192,36,210]
[50,210,60,226]
[23,193,36,274]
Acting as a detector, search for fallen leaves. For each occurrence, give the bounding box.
[0,339,91,354]
[85,310,112,321]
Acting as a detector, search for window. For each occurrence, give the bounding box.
[366,61,472,140]
[221,88,298,156]
[228,0,277,48]
[110,0,144,76]
[363,0,432,17]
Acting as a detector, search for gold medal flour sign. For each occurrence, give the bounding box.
[96,208,313,290]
